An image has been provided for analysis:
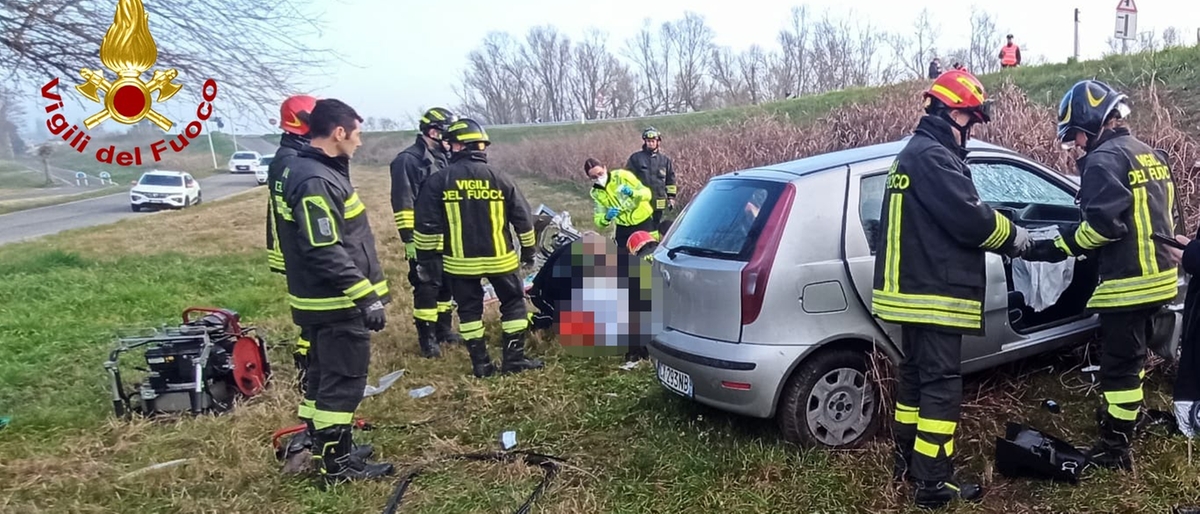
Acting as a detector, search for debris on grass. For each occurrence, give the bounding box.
[118,458,192,480]
[500,430,518,451]
[408,385,436,399]
[363,369,405,397]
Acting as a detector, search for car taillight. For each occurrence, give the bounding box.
[741,182,796,326]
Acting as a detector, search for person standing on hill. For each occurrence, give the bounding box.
[999,34,1022,68]
[928,58,942,79]
[625,127,676,235]
[389,107,461,359]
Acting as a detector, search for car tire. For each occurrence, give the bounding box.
[777,348,880,450]
[194,192,202,205]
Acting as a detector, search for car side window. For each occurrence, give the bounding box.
[968,161,1076,207]
[858,173,887,254]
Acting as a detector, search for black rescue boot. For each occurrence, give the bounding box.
[415,320,442,359]
[280,420,375,474]
[436,312,463,346]
[1087,412,1135,471]
[313,425,394,485]
[500,331,544,375]
[914,479,984,510]
[465,338,497,378]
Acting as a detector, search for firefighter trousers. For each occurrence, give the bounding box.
[1098,308,1152,424]
[295,325,314,412]
[408,259,453,324]
[448,273,528,341]
[296,316,372,430]
[893,325,963,482]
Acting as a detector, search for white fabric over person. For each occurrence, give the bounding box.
[1011,226,1075,313]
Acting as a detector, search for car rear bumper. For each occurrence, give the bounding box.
[648,328,809,419]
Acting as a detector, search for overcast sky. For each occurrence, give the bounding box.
[26,0,1193,140]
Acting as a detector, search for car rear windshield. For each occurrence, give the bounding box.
[259,156,273,165]
[665,177,787,261]
[139,174,183,187]
[233,153,257,160]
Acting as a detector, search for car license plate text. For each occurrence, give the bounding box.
[656,361,693,398]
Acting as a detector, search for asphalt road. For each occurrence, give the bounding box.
[0,173,262,246]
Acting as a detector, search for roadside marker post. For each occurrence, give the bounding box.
[75,171,88,186]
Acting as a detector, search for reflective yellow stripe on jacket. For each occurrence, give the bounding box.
[871,192,983,330]
[289,280,389,311]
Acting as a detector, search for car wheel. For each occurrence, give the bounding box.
[194,192,202,205]
[777,348,879,450]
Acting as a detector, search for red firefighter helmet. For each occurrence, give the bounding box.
[626,230,657,255]
[925,70,993,123]
[279,95,318,135]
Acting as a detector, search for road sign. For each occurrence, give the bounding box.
[99,171,112,185]
[1115,0,1138,40]
[75,171,89,186]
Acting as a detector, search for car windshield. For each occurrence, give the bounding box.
[139,174,183,187]
[233,152,257,160]
[665,177,786,260]
[259,156,273,165]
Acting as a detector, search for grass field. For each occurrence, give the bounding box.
[1,165,1198,513]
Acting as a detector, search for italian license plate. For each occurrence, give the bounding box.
[656,360,693,398]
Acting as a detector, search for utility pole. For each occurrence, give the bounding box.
[1074,8,1081,61]
[205,120,217,170]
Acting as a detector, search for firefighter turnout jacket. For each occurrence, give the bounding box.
[412,150,537,278]
[277,146,391,326]
[266,133,307,274]
[625,147,677,210]
[591,169,654,229]
[1053,127,1179,311]
[390,135,448,242]
[871,115,1022,335]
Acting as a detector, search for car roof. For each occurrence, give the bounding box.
[142,170,186,176]
[723,136,1016,180]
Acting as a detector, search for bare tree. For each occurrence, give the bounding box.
[708,46,744,107]
[738,45,769,105]
[570,29,631,120]
[1,0,337,120]
[890,9,940,80]
[774,6,812,98]
[623,19,673,115]
[605,65,640,119]
[457,32,529,124]
[1163,27,1181,47]
[1137,30,1161,52]
[967,8,1000,74]
[668,12,715,112]
[522,25,573,122]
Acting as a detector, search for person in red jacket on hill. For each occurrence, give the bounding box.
[999,34,1022,68]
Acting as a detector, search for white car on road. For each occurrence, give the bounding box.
[254,154,274,185]
[228,151,261,174]
[130,170,202,212]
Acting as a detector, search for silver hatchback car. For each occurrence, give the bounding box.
[648,137,1186,450]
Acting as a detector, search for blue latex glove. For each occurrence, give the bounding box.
[604,207,620,221]
[618,185,634,197]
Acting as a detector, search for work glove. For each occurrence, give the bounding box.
[1021,239,1070,263]
[619,185,634,197]
[360,299,387,332]
[404,241,417,260]
[604,207,620,222]
[521,245,537,266]
[1005,225,1033,258]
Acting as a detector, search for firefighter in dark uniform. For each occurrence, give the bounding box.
[390,107,461,359]
[266,94,317,393]
[412,118,544,378]
[276,98,394,483]
[625,127,676,236]
[269,95,377,472]
[1026,80,1179,471]
[871,70,1031,509]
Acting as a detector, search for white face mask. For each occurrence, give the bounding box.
[593,173,608,187]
